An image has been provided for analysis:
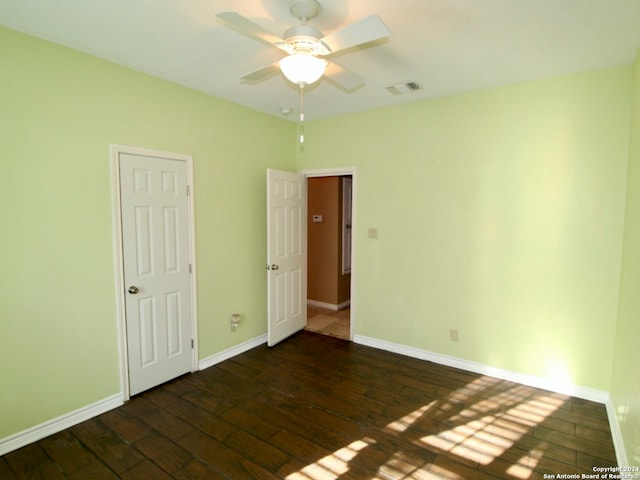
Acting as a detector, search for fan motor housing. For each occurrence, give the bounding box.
[283,24,329,55]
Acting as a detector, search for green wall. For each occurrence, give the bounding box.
[612,52,640,465]
[298,67,631,392]
[0,27,295,438]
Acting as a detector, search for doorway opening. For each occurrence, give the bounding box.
[304,172,354,340]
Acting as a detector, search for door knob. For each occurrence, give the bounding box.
[128,285,139,294]
[271,264,279,270]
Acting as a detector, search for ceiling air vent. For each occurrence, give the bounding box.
[386,81,423,95]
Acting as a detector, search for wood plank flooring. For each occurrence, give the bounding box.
[1,331,617,479]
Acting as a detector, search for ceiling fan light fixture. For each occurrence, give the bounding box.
[280,53,327,86]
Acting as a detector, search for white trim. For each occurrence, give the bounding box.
[0,394,122,456]
[110,144,199,401]
[606,398,629,468]
[354,335,609,403]
[307,299,351,311]
[110,144,129,399]
[341,176,353,275]
[185,150,200,373]
[199,335,268,371]
[302,167,358,178]
[301,167,357,341]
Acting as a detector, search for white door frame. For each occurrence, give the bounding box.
[110,144,199,400]
[301,167,357,341]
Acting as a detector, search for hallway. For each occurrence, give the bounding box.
[305,305,350,340]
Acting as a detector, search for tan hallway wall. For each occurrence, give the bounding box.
[307,176,350,306]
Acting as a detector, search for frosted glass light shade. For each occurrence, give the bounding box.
[280,54,328,86]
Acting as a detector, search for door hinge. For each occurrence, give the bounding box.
[186,185,191,196]
[189,263,192,274]
[191,338,194,349]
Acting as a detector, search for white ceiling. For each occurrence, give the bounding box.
[2,0,640,121]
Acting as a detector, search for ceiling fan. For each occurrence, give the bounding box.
[216,0,390,91]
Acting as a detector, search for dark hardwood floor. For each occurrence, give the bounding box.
[1,331,617,479]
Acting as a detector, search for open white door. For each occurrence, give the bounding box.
[267,169,307,346]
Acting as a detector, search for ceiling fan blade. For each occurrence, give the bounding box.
[320,15,389,55]
[216,11,289,52]
[324,62,364,91]
[240,63,280,83]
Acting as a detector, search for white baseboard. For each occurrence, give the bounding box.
[4,335,628,466]
[0,336,268,457]
[353,335,610,403]
[605,398,629,468]
[0,393,123,456]
[307,299,351,311]
[199,334,267,371]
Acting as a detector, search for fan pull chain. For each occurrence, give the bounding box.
[299,84,305,144]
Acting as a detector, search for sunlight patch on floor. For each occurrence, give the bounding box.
[379,377,566,479]
[417,378,564,476]
[377,454,441,480]
[287,376,567,480]
[285,439,373,480]
[506,448,546,479]
[385,401,437,434]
